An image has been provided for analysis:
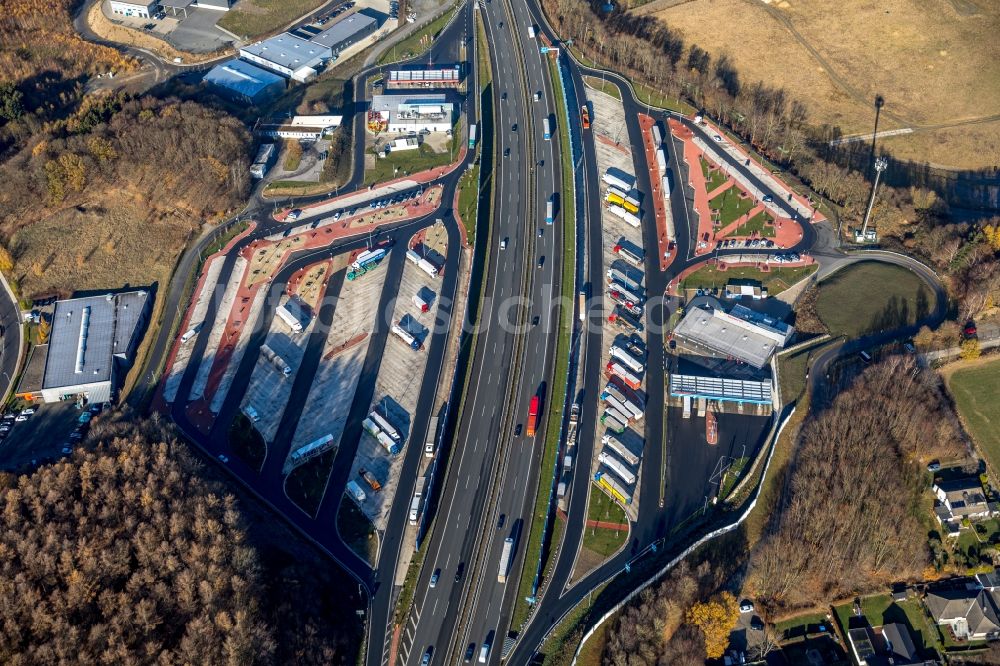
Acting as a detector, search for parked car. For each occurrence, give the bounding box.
[78,412,92,424]
[927,460,942,472]
[20,408,35,416]
[762,194,773,203]
[15,415,27,422]
[964,322,978,339]
[218,454,229,463]
[740,600,754,613]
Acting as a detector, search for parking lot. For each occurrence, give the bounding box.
[102,1,234,53]
[347,226,447,529]
[285,249,392,466]
[0,402,93,472]
[164,254,225,403]
[188,255,247,402]
[588,85,649,521]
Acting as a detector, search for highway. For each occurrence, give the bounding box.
[386,0,566,662]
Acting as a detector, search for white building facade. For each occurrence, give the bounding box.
[109,0,159,18]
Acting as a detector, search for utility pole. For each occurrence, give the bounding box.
[860,156,887,241]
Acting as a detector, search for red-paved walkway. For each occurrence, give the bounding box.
[595,133,631,156]
[638,113,674,272]
[668,119,715,256]
[161,191,445,418]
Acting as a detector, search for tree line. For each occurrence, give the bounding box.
[0,414,362,664]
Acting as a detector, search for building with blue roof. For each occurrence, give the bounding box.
[204,59,286,105]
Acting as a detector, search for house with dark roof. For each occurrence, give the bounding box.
[925,587,1000,641]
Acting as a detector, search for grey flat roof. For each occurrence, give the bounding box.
[310,12,378,50]
[674,305,791,369]
[371,93,448,111]
[240,33,328,70]
[43,291,148,390]
[159,0,193,8]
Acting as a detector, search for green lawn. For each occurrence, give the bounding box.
[583,76,621,100]
[583,486,629,557]
[700,156,728,192]
[732,210,776,238]
[337,498,378,567]
[365,141,456,185]
[815,262,929,337]
[284,448,336,516]
[717,456,749,500]
[456,165,480,245]
[378,5,459,65]
[948,357,1000,476]
[218,0,326,39]
[476,12,491,91]
[709,188,756,225]
[681,263,817,296]
[632,81,697,115]
[228,413,266,471]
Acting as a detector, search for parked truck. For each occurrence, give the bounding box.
[408,477,426,525]
[412,291,431,312]
[606,361,641,390]
[655,147,667,174]
[607,204,641,228]
[682,395,692,419]
[599,451,637,486]
[613,243,644,268]
[581,105,591,129]
[603,433,641,466]
[498,537,515,583]
[370,410,402,442]
[607,288,643,316]
[525,395,540,437]
[406,249,440,278]
[359,468,382,492]
[566,403,580,448]
[600,410,627,434]
[424,415,439,458]
[606,267,643,292]
[602,167,635,193]
[391,323,421,350]
[601,394,633,423]
[260,344,292,376]
[608,280,644,305]
[594,470,632,505]
[608,305,643,333]
[610,345,645,374]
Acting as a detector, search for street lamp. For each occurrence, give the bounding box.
[860,156,887,241]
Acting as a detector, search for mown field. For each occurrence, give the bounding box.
[814,262,927,337]
[649,0,1000,168]
[947,356,1000,476]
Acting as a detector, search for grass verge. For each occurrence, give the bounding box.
[228,413,266,471]
[538,582,610,665]
[509,55,576,630]
[285,448,336,517]
[337,498,378,568]
[582,486,629,557]
[394,548,425,624]
[681,263,816,296]
[218,0,326,39]
[582,76,620,100]
[456,165,480,246]
[477,12,492,91]
[947,356,1000,477]
[377,5,458,65]
[815,261,929,338]
[777,337,837,404]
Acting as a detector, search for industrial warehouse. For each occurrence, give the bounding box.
[256,115,344,140]
[369,94,455,134]
[17,291,151,405]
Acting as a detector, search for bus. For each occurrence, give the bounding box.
[542,117,552,140]
[468,123,477,149]
[545,197,554,224]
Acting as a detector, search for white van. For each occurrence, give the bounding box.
[478,643,490,664]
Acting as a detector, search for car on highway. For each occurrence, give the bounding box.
[478,637,492,663]
[504,148,510,158]
[497,514,506,529]
[511,123,517,132]
[532,315,540,326]
[429,569,440,588]
[537,256,544,269]
[534,91,541,101]
[514,424,522,436]
[501,91,507,101]
[500,238,508,250]
[421,648,432,665]
[455,562,465,582]
[464,644,476,662]
[537,228,543,237]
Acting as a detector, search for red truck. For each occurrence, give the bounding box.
[581,105,591,130]
[526,395,540,437]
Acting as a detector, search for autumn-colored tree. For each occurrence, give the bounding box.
[0,243,12,273]
[960,338,981,360]
[36,318,49,343]
[685,591,739,659]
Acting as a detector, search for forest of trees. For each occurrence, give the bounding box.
[0,415,361,664]
[748,358,964,610]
